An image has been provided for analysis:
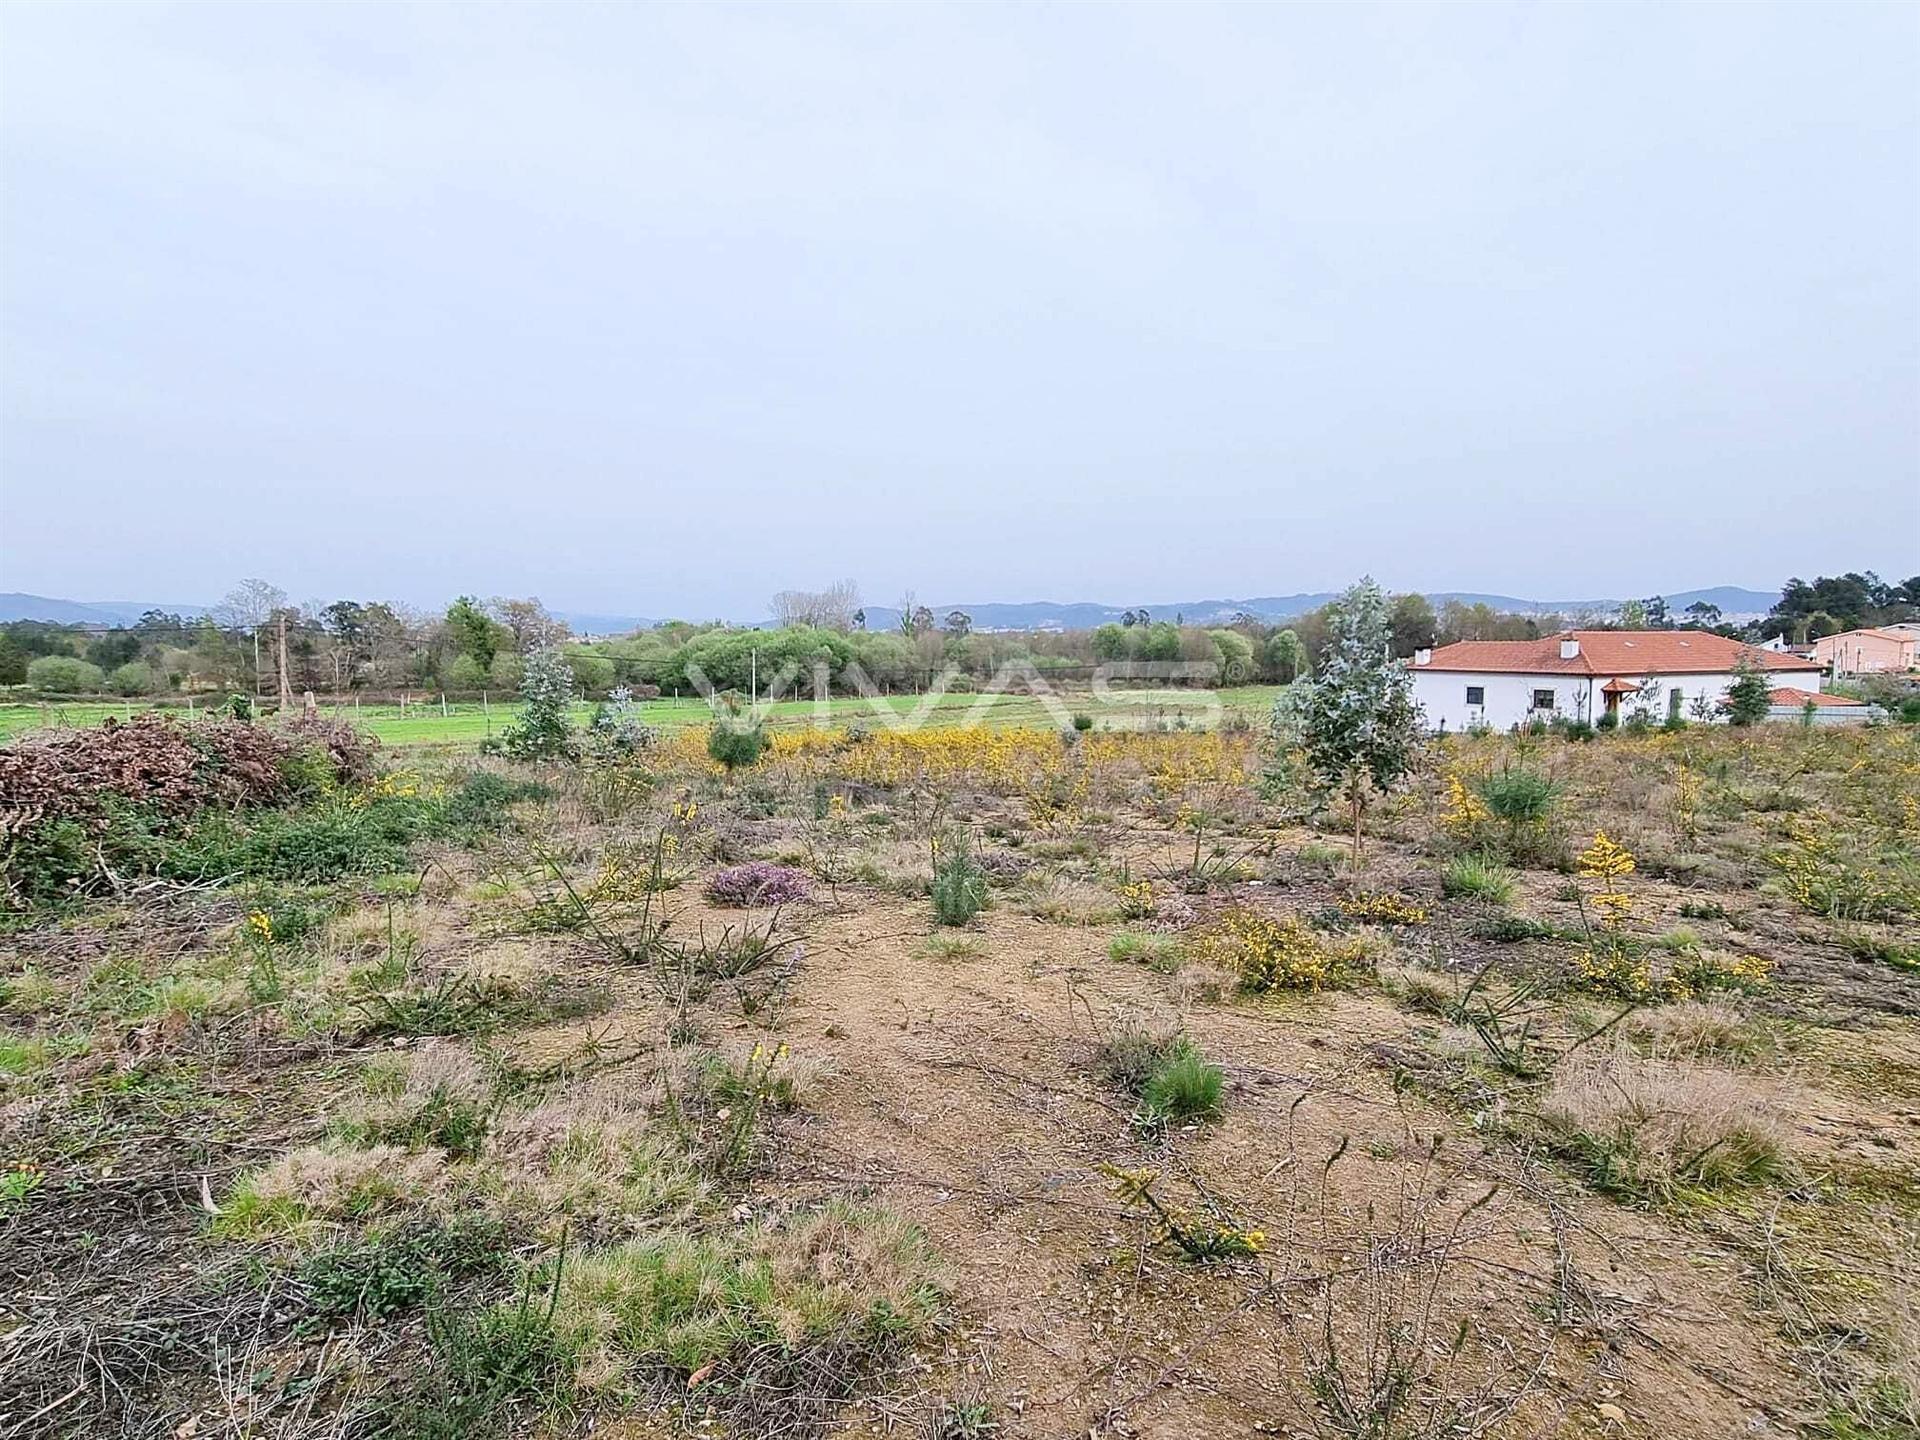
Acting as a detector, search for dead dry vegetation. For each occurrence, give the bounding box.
[2,720,1918,1440]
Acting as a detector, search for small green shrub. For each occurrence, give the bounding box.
[1139,1041,1224,1126]
[1472,913,1570,943]
[706,717,767,771]
[443,772,551,833]
[1095,1023,1223,1126]
[1107,931,1182,972]
[931,847,988,927]
[1440,854,1514,904]
[1478,768,1558,822]
[164,795,439,883]
[299,1215,509,1326]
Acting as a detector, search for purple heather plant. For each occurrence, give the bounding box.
[704,861,812,908]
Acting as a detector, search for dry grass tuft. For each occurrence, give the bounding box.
[220,1142,449,1238]
[1628,997,1774,1062]
[1540,1044,1791,1198]
[486,1088,705,1234]
[1173,959,1237,1005]
[1023,874,1121,926]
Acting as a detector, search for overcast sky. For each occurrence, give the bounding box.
[2,2,1915,620]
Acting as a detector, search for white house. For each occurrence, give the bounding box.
[1407,631,1825,731]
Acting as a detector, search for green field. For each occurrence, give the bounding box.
[0,686,1280,748]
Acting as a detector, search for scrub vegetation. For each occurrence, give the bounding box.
[2,606,1918,1440]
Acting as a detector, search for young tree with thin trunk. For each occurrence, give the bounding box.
[1276,578,1425,864]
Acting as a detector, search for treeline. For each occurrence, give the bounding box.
[0,584,576,698]
[1760,572,1920,641]
[6,571,1914,700]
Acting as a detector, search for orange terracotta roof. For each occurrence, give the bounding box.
[1599,677,1641,694]
[1412,631,1820,677]
[1768,687,1864,707]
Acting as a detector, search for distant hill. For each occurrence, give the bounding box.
[859,586,1778,632]
[0,593,211,626]
[554,610,656,636]
[0,586,1779,633]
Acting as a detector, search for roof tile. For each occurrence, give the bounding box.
[1413,631,1820,677]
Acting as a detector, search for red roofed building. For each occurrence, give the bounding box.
[1766,687,1870,725]
[1407,631,1824,730]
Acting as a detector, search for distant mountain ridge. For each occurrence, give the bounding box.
[0,594,214,626]
[857,586,1777,632]
[0,586,1779,634]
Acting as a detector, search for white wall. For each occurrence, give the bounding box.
[1766,703,1867,726]
[1410,667,1823,731]
[1410,671,1590,731]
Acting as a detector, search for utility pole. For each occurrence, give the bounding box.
[277,613,293,713]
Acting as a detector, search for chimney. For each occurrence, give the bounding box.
[1559,635,1580,660]
[1413,647,1432,666]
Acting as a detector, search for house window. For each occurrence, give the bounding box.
[1532,689,1556,711]
[1465,686,1485,706]
[1669,687,1683,718]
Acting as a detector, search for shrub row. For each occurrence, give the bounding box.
[0,714,535,908]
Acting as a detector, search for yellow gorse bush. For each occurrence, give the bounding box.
[1577,831,1636,884]
[1101,1163,1265,1261]
[664,725,1256,796]
[1578,831,1636,928]
[1190,907,1363,992]
[1338,892,1429,926]
[1117,880,1155,920]
[1440,773,1490,839]
[1580,944,1775,1001]
[349,770,427,808]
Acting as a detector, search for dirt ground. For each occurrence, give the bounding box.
[3,725,1917,1439]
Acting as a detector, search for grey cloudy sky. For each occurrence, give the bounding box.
[2,1,1915,619]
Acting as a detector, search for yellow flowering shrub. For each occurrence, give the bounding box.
[1579,946,1774,1001]
[1337,892,1429,926]
[1101,1163,1264,1262]
[1190,908,1364,992]
[1577,831,1636,928]
[1117,880,1155,920]
[1767,817,1912,921]
[685,725,1256,798]
[1440,772,1490,840]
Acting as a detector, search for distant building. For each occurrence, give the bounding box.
[1812,627,1919,676]
[1766,687,1870,726]
[1408,631,1822,731]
